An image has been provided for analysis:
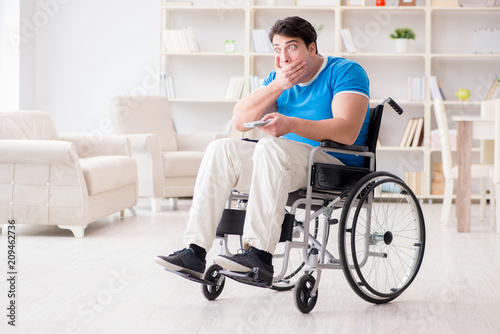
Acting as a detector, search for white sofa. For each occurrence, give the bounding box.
[0,111,138,237]
[110,95,223,211]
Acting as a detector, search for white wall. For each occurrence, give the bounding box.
[19,0,36,110]
[29,0,159,132]
[0,0,20,111]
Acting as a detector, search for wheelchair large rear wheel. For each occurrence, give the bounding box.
[339,171,425,304]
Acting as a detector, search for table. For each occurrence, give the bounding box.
[452,116,494,232]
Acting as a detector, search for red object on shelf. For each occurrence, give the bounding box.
[376,0,385,5]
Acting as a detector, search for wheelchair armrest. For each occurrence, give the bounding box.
[320,140,369,153]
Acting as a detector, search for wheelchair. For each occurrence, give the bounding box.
[172,98,426,313]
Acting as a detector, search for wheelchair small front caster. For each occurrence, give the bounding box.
[294,274,318,313]
[202,264,225,301]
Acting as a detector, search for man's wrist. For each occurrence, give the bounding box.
[267,80,284,96]
[288,116,300,135]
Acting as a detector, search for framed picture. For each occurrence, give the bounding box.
[399,0,416,6]
[347,0,365,5]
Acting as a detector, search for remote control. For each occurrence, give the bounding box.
[243,120,272,128]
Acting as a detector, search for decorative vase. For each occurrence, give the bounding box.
[395,38,409,53]
[376,0,385,5]
[266,0,277,5]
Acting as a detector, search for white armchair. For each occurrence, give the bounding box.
[109,95,223,211]
[0,111,138,237]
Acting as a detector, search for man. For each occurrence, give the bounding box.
[155,16,370,286]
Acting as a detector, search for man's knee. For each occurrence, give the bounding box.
[254,137,289,160]
[205,138,257,170]
[207,137,233,150]
[206,137,239,156]
[255,137,282,151]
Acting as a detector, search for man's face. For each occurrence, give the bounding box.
[272,34,314,69]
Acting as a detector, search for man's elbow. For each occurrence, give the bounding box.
[231,115,247,132]
[345,133,359,146]
[334,133,358,146]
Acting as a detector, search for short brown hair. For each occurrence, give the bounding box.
[269,16,318,54]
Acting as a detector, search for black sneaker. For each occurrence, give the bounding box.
[214,248,274,285]
[155,248,206,279]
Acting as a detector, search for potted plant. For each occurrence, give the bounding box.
[389,28,416,53]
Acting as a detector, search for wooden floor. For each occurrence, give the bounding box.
[1,199,499,334]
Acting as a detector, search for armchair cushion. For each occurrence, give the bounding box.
[162,151,204,178]
[79,156,137,195]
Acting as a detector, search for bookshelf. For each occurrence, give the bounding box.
[159,0,500,200]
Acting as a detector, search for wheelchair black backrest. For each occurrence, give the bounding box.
[364,98,404,170]
[364,103,384,170]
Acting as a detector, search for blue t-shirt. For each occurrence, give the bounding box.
[262,56,370,167]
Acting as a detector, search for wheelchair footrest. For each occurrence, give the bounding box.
[219,268,271,288]
[164,268,213,285]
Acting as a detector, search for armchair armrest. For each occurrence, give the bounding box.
[58,133,130,158]
[0,140,79,166]
[124,133,164,199]
[176,132,225,151]
[126,133,161,154]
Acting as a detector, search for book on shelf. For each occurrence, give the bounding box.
[249,75,263,92]
[162,26,199,53]
[225,76,245,100]
[429,76,446,101]
[485,80,499,100]
[407,76,425,101]
[160,74,176,99]
[160,74,167,97]
[399,118,413,147]
[251,29,273,53]
[340,29,356,53]
[411,117,424,147]
[404,171,424,196]
[184,26,199,52]
[399,117,424,147]
[406,118,418,146]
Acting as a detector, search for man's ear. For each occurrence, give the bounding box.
[309,42,317,55]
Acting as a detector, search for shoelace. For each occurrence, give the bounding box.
[170,248,191,256]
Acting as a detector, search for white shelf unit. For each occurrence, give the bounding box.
[159,0,500,199]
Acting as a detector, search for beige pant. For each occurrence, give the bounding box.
[183,137,342,254]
